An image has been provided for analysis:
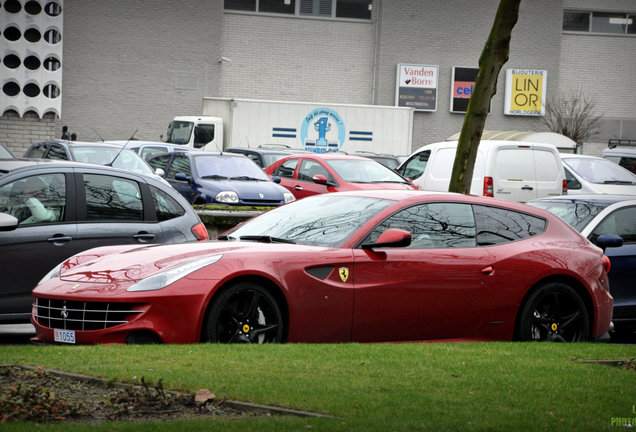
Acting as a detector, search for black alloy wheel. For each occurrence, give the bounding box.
[204,282,283,344]
[519,282,589,342]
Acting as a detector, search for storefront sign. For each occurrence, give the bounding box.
[396,64,438,112]
[450,67,479,113]
[504,69,547,116]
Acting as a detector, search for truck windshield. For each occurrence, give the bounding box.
[166,121,194,145]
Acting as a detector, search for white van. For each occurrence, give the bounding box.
[397,140,567,203]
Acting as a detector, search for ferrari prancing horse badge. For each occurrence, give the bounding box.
[339,267,349,282]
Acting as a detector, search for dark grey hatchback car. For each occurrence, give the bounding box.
[0,159,208,323]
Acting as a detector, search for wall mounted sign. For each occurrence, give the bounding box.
[396,64,438,112]
[450,67,479,113]
[504,69,547,116]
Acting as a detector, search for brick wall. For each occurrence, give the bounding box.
[0,111,56,156]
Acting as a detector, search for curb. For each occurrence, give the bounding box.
[2,365,335,419]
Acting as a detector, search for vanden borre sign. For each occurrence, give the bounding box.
[504,69,547,116]
[396,64,438,112]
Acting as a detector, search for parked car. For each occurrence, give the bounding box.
[0,159,208,324]
[601,139,636,175]
[527,194,635,332]
[338,151,402,170]
[225,147,311,168]
[147,151,295,206]
[561,154,636,195]
[24,140,159,176]
[0,142,16,159]
[264,153,419,200]
[106,140,197,161]
[30,190,614,345]
[397,140,567,202]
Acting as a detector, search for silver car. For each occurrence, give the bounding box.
[561,154,636,195]
[0,159,208,324]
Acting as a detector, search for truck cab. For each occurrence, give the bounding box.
[165,116,223,152]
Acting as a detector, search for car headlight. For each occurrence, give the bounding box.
[38,262,63,286]
[284,192,295,203]
[216,191,239,203]
[127,254,223,292]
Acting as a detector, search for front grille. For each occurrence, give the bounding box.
[33,298,144,331]
[242,199,282,205]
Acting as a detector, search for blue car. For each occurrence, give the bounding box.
[148,151,295,206]
[528,194,636,334]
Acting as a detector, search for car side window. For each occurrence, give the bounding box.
[298,160,329,182]
[27,144,48,158]
[167,156,191,181]
[364,203,476,249]
[246,154,261,165]
[564,167,582,190]
[619,157,636,174]
[83,174,143,221]
[273,159,298,179]
[47,145,69,160]
[150,185,186,222]
[591,206,636,244]
[0,174,66,225]
[140,146,168,161]
[399,150,429,180]
[148,154,171,172]
[473,205,546,246]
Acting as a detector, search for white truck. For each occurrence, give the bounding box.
[164,98,414,155]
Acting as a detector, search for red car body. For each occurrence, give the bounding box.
[31,191,613,345]
[263,153,419,199]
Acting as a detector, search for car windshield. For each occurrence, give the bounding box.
[166,121,194,145]
[563,157,636,184]
[227,194,393,247]
[195,155,270,181]
[326,159,408,183]
[528,200,608,232]
[71,147,154,174]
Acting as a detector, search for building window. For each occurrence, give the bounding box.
[563,10,635,35]
[225,0,371,20]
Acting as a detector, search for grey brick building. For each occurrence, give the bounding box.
[1,0,634,156]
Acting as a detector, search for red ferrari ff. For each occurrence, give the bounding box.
[31,190,614,345]
[263,153,419,199]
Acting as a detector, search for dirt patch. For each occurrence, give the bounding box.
[0,366,260,424]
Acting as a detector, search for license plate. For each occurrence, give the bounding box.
[54,329,76,344]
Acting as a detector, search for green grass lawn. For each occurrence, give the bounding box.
[1,342,635,431]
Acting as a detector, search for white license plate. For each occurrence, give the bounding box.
[54,329,76,344]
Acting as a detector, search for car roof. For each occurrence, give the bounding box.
[106,140,195,150]
[32,140,124,149]
[281,153,374,161]
[226,148,293,155]
[0,158,158,180]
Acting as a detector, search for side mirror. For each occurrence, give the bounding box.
[595,233,623,251]
[175,172,191,182]
[313,174,329,185]
[0,212,19,232]
[361,229,412,249]
[271,176,281,184]
[155,168,166,177]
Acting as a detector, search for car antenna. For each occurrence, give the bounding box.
[105,129,137,167]
[91,127,105,142]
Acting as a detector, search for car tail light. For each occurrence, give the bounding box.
[562,179,568,195]
[191,222,209,241]
[602,255,611,274]
[483,177,494,197]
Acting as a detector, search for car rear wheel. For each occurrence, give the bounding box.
[203,282,283,344]
[519,282,589,342]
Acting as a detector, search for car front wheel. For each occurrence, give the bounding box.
[203,282,284,344]
[519,282,589,342]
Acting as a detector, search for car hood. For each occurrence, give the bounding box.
[199,179,287,197]
[56,241,309,285]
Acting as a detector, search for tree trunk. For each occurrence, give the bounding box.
[448,0,521,194]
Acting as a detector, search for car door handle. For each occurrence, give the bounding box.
[294,186,304,191]
[481,266,495,276]
[133,232,156,242]
[521,185,534,190]
[47,235,73,244]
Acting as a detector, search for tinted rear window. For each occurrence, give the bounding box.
[474,205,546,246]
